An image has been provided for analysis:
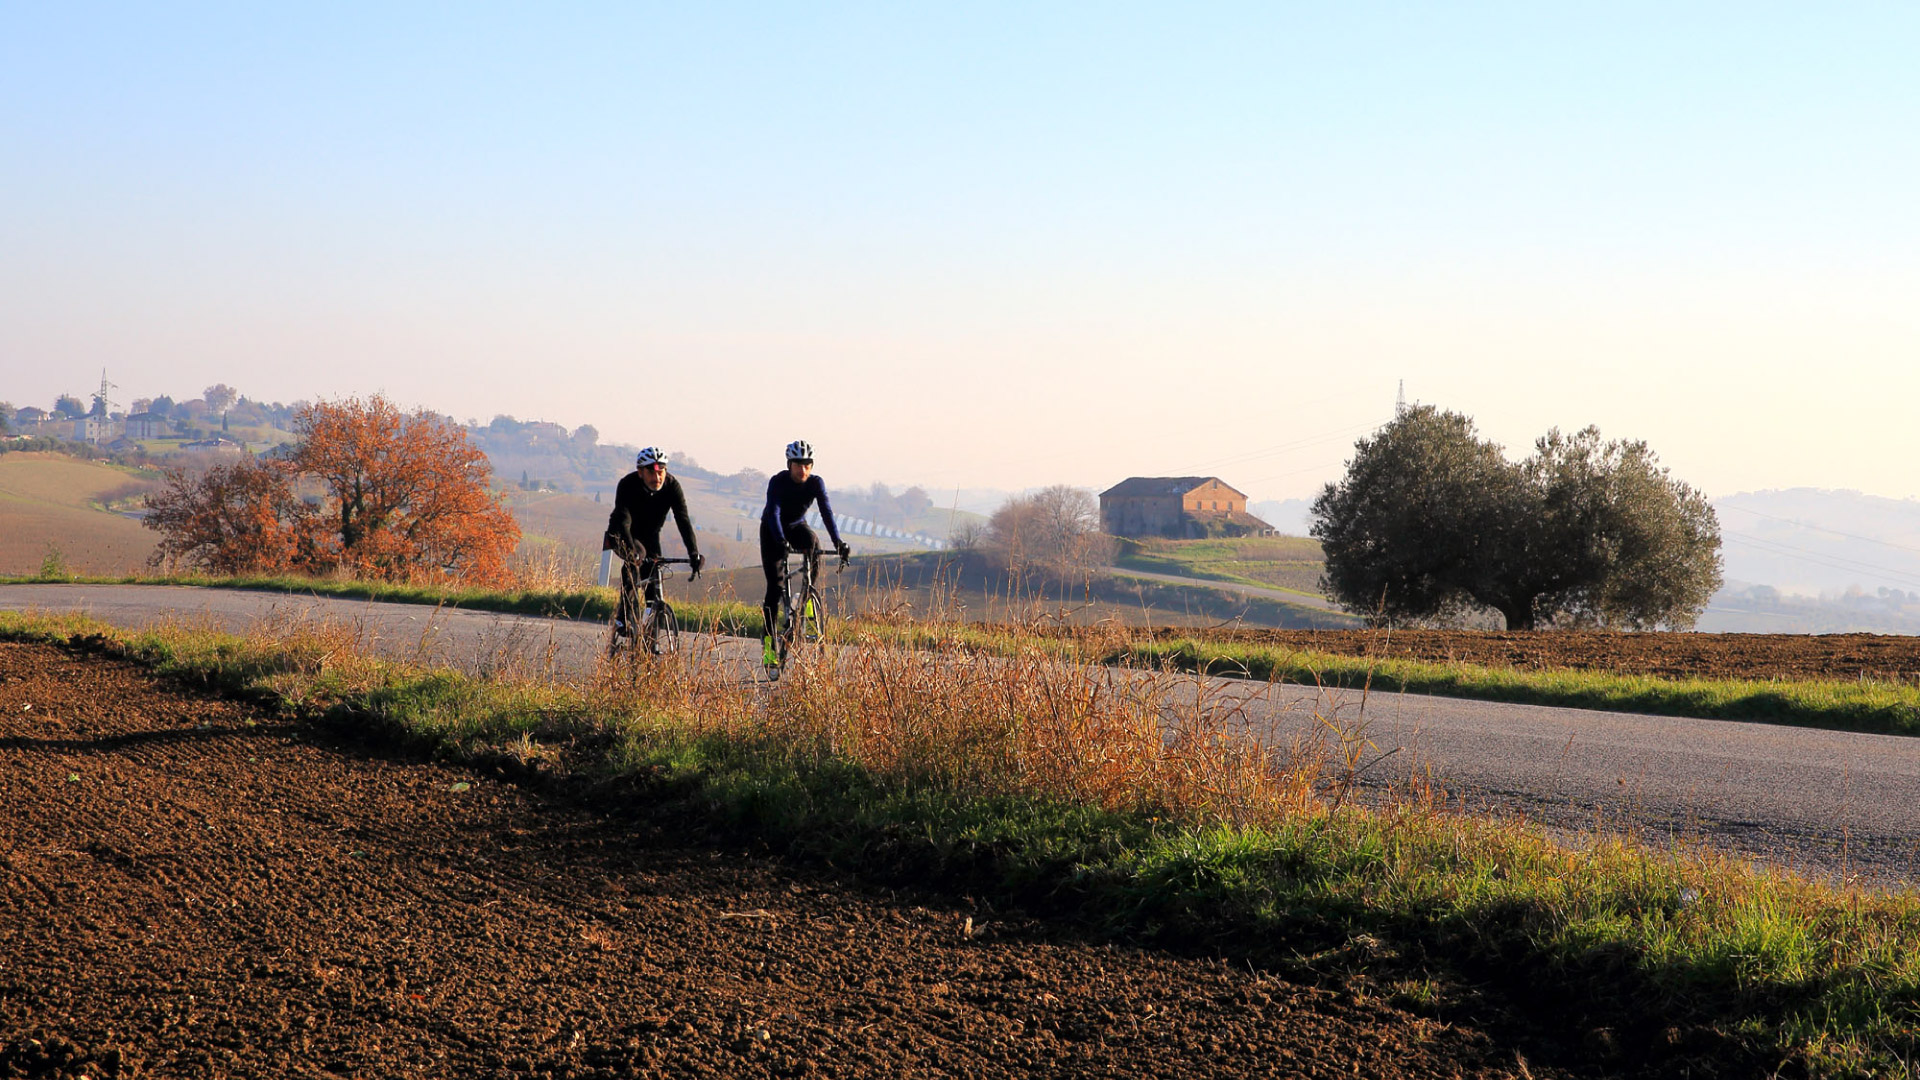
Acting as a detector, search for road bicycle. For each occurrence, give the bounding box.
[608,553,696,659]
[766,545,846,679]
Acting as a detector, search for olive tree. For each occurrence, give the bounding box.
[1312,407,1721,630]
[1521,427,1722,629]
[1310,407,1520,626]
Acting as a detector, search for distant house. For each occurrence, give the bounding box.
[180,435,246,454]
[1099,476,1274,539]
[72,417,112,444]
[14,406,47,428]
[124,412,171,440]
[522,421,570,445]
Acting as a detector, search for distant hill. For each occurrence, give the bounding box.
[1698,488,1920,633]
[0,452,158,575]
[469,416,977,551]
[700,551,1354,630]
[1711,489,1920,598]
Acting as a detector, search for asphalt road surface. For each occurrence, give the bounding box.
[5,583,1916,889]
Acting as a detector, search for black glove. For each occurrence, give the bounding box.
[689,552,705,577]
[836,542,852,563]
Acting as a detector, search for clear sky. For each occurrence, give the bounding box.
[4,3,1917,503]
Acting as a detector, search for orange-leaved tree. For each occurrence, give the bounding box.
[145,394,520,585]
[144,458,321,576]
[293,396,519,584]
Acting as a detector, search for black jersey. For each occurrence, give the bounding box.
[606,472,698,558]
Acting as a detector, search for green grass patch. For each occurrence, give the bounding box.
[1120,638,1920,738]
[1114,535,1327,595]
[5,610,1918,1076]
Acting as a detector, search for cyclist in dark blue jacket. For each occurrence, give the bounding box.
[760,439,850,664]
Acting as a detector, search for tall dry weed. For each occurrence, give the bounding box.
[509,541,600,592]
[752,624,1326,827]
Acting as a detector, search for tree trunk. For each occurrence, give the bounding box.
[1499,601,1536,632]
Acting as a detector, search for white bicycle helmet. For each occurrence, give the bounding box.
[635,447,667,468]
[784,440,814,463]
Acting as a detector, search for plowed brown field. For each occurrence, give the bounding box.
[1137,628,1920,682]
[0,642,1550,1079]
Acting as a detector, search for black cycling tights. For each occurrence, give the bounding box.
[760,524,820,630]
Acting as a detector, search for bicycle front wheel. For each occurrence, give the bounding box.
[775,602,802,672]
[800,587,827,644]
[646,603,681,655]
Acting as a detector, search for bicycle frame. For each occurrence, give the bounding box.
[609,553,695,659]
[768,547,843,675]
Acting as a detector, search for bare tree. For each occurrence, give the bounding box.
[987,485,1112,578]
[949,521,985,552]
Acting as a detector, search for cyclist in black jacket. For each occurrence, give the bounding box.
[604,447,704,637]
[759,439,850,664]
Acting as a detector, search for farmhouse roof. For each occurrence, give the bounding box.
[1100,476,1247,499]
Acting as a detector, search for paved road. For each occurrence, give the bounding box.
[5,583,1916,889]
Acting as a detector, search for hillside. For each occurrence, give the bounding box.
[701,551,1352,629]
[0,453,159,575]
[503,485,760,582]
[1713,488,1920,597]
[1113,536,1326,598]
[503,471,970,587]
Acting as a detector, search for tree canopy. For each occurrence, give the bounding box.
[146,394,520,585]
[1311,406,1721,630]
[203,383,238,415]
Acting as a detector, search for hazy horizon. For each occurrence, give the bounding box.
[6,6,1917,506]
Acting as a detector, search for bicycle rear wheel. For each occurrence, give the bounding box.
[608,567,642,660]
[773,599,802,675]
[607,599,635,660]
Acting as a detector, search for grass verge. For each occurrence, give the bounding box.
[1119,638,1920,738]
[4,610,1918,1076]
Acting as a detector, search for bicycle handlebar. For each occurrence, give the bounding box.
[614,553,700,584]
[780,550,847,577]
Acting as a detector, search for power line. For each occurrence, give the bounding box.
[1719,504,1920,556]
[1721,532,1920,591]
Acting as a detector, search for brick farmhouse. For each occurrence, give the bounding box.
[1098,477,1274,539]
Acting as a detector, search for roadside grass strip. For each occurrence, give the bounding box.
[1119,639,1920,738]
[4,610,1919,1076]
